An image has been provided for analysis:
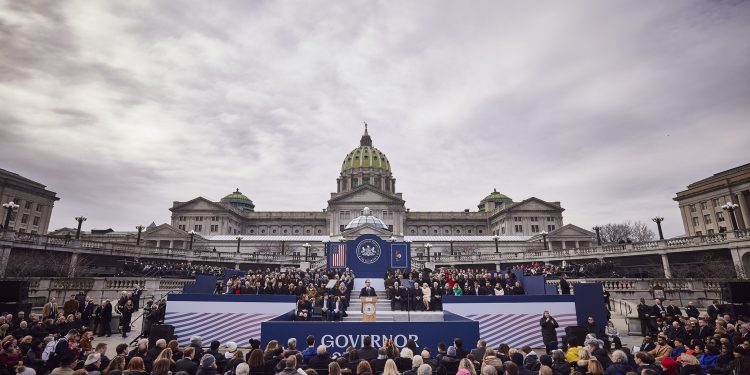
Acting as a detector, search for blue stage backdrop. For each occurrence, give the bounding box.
[261,311,478,356]
[328,234,410,278]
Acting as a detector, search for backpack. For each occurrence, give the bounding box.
[42,338,64,361]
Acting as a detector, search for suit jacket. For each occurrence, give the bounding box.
[648,344,672,360]
[42,302,59,319]
[470,347,486,361]
[360,287,376,297]
[651,304,667,317]
[358,346,378,362]
[666,305,682,317]
[175,358,198,375]
[307,355,331,370]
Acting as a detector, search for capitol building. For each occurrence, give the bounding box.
[138,126,595,259]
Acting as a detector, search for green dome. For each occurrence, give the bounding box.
[341,146,391,172]
[478,188,512,212]
[220,188,255,212]
[341,123,391,172]
[481,188,510,202]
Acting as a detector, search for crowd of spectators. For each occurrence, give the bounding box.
[217,269,355,321]
[2,323,747,375]
[512,262,617,279]
[116,261,224,278]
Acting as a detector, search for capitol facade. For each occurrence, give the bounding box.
[141,126,595,258]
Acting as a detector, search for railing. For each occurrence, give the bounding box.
[2,229,750,265]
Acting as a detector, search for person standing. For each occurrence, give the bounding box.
[359,280,376,297]
[43,297,59,320]
[559,276,571,295]
[100,299,112,337]
[119,300,134,338]
[637,298,652,337]
[539,311,559,354]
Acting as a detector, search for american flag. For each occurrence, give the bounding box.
[330,243,347,268]
[464,313,577,348]
[166,312,278,347]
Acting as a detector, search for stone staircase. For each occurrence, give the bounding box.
[344,290,444,322]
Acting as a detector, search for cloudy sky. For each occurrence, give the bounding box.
[1,1,749,237]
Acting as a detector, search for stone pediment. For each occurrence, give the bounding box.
[143,223,190,239]
[329,185,404,205]
[510,197,563,212]
[545,224,594,239]
[171,197,231,213]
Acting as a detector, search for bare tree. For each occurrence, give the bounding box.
[598,221,655,243]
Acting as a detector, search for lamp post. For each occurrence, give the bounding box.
[188,230,196,250]
[135,225,144,245]
[722,202,740,231]
[425,243,432,262]
[74,216,87,239]
[303,242,311,262]
[323,239,329,257]
[652,216,665,240]
[2,202,19,231]
[236,236,242,253]
[492,235,499,253]
[593,226,602,246]
[540,230,548,250]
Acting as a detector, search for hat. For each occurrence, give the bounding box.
[85,353,101,366]
[191,335,202,345]
[201,354,216,367]
[225,341,238,353]
[660,357,677,371]
[447,346,457,357]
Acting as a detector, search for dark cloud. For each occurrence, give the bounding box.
[0,1,749,236]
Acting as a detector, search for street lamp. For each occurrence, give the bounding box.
[74,216,87,239]
[188,230,196,250]
[322,239,329,257]
[2,202,20,231]
[593,226,602,246]
[136,225,145,245]
[492,235,499,253]
[540,230,548,250]
[425,243,432,262]
[722,202,740,231]
[652,217,665,240]
[236,236,242,253]
[303,242,311,261]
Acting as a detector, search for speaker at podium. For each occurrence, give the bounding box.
[361,297,377,322]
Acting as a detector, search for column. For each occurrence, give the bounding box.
[0,246,11,278]
[68,253,79,278]
[561,241,566,250]
[235,263,240,270]
[737,192,750,230]
[574,241,580,249]
[661,253,672,279]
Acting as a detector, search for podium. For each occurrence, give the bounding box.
[361,297,377,322]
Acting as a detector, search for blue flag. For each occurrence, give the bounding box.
[390,243,408,269]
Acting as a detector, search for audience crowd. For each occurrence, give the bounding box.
[116,261,224,278]
[217,269,355,321]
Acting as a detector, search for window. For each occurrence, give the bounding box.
[422,230,427,234]
[194,225,202,231]
[340,225,345,232]
[25,201,32,209]
[36,203,42,212]
[515,225,523,233]
[701,202,708,210]
[478,229,483,234]
[317,229,322,234]
[211,216,218,221]
[530,217,538,222]
[689,205,696,212]
[306,229,311,234]
[547,217,554,222]
[708,229,715,235]
[514,217,522,222]
[261,229,266,234]
[717,212,725,222]
[339,211,350,220]
[250,229,255,234]
[283,229,288,234]
[704,214,712,224]
[352,178,358,187]
[388,225,394,232]
[178,225,186,230]
[18,228,25,233]
[548,225,556,231]
[33,216,40,226]
[179,216,186,221]
[501,227,505,234]
[531,225,539,232]
[210,225,218,232]
[196,216,203,221]
[294,229,299,234]
[696,231,702,236]
[21,214,28,224]
[433,229,438,234]
[410,229,416,234]
[272,229,277,234]
[692,217,699,227]
[712,199,720,207]
[30,230,37,234]
[468,229,472,234]
[444,229,449,234]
